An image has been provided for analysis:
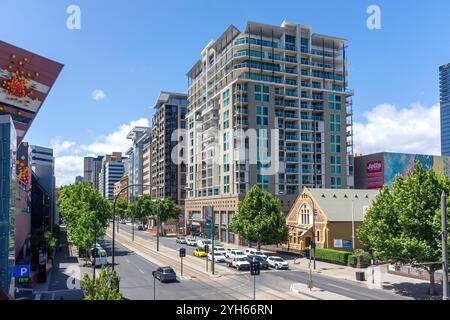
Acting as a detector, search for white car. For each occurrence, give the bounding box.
[225,248,239,258]
[214,246,227,254]
[227,257,250,271]
[90,245,108,267]
[228,250,246,259]
[186,238,197,246]
[266,256,289,270]
[208,252,226,263]
[244,248,268,260]
[197,239,212,250]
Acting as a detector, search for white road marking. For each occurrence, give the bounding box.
[125,258,130,263]
[138,268,145,274]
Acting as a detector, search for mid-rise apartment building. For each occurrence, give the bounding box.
[83,156,104,190]
[126,127,151,199]
[185,21,354,244]
[440,63,450,156]
[142,131,152,195]
[150,92,188,205]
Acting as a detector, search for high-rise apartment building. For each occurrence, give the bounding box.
[142,131,153,195]
[440,63,450,156]
[83,156,104,190]
[126,127,151,199]
[185,21,354,244]
[150,92,188,205]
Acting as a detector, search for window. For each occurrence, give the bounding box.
[223,132,229,151]
[223,89,230,107]
[256,106,269,125]
[257,174,269,191]
[329,114,341,132]
[330,155,342,174]
[328,94,342,110]
[330,135,341,153]
[331,177,342,188]
[224,175,230,193]
[223,110,229,129]
[255,85,269,102]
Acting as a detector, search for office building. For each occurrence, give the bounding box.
[354,152,450,189]
[440,63,450,156]
[126,127,151,199]
[75,176,84,183]
[151,92,188,205]
[99,152,125,200]
[142,131,152,195]
[185,21,354,244]
[30,145,56,228]
[83,156,104,190]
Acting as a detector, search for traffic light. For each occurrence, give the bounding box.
[179,247,186,257]
[250,261,260,276]
[92,248,98,257]
[204,245,209,253]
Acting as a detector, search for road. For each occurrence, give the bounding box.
[111,223,411,300]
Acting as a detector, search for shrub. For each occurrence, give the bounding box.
[313,248,352,265]
[348,255,357,267]
[354,249,372,264]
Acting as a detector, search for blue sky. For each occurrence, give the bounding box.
[1,0,448,185]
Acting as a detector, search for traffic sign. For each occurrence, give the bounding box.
[13,265,30,278]
[179,247,186,257]
[250,261,260,276]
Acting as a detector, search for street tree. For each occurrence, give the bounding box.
[129,194,153,227]
[358,161,450,296]
[232,185,289,250]
[115,197,130,220]
[58,182,111,256]
[152,198,181,234]
[81,265,122,300]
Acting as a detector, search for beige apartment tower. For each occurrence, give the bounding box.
[185,21,354,245]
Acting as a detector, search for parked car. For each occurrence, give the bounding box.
[227,257,250,271]
[176,237,187,244]
[214,246,227,254]
[197,239,212,250]
[137,225,144,231]
[120,220,127,224]
[246,255,269,270]
[266,256,289,270]
[193,248,208,257]
[244,248,268,260]
[225,248,239,258]
[152,267,177,283]
[186,238,197,246]
[208,252,226,263]
[227,250,246,259]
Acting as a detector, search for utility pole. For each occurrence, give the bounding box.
[132,196,135,242]
[442,191,449,300]
[211,205,215,275]
[93,213,97,280]
[351,199,355,250]
[156,205,160,252]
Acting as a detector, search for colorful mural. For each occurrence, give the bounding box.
[383,153,450,186]
[16,141,29,186]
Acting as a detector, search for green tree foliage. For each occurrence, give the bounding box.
[127,194,154,226]
[115,197,130,219]
[358,162,450,296]
[81,266,122,300]
[58,182,111,253]
[152,198,181,223]
[232,185,289,250]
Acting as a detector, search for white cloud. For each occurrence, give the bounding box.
[54,156,84,186]
[50,137,76,156]
[53,118,150,187]
[91,89,106,101]
[354,103,440,155]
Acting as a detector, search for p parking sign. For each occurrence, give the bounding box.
[13,265,30,278]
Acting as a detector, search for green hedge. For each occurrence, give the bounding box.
[313,248,352,265]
